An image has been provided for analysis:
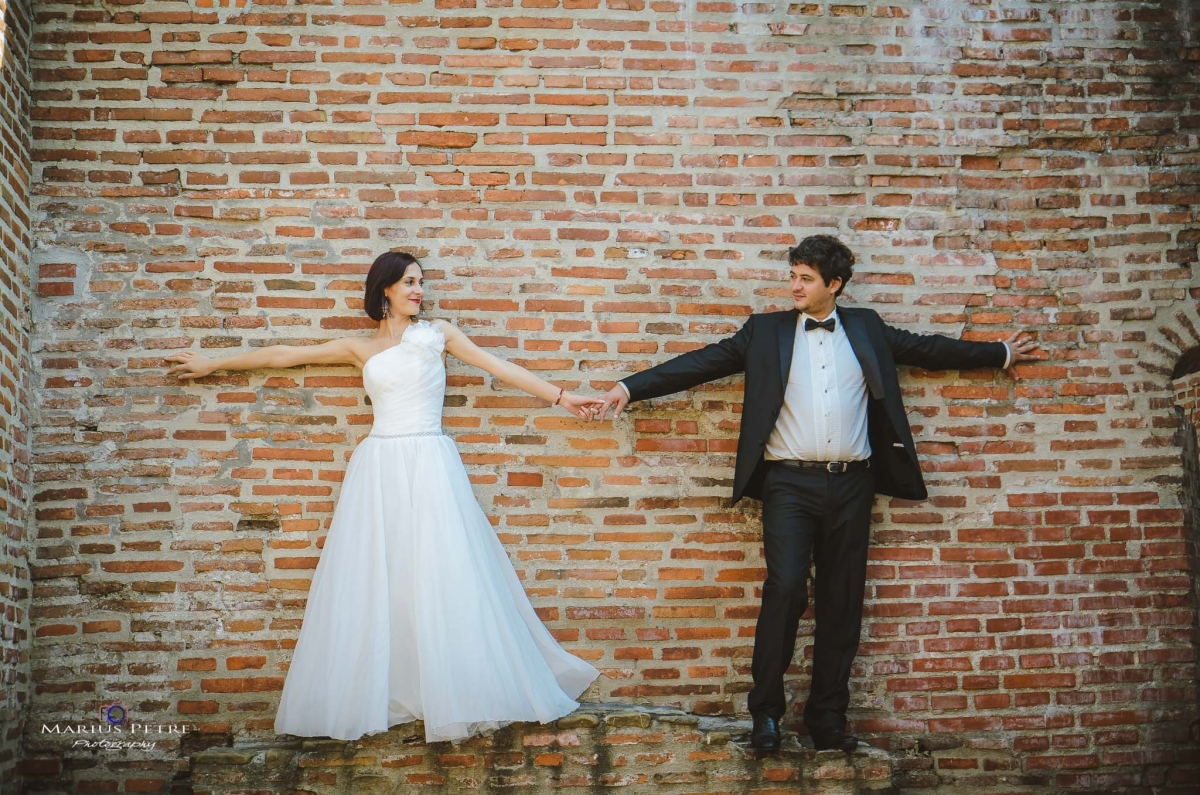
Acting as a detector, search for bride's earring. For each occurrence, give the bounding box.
[382,298,390,319]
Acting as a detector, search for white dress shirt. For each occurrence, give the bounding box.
[764,309,871,462]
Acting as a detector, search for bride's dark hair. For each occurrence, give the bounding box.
[364,251,420,321]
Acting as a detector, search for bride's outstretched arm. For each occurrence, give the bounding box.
[165,338,360,380]
[436,319,601,419]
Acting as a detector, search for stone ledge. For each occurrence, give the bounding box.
[190,704,896,794]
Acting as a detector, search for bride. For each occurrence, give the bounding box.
[165,251,602,743]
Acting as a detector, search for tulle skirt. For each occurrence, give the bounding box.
[273,432,599,743]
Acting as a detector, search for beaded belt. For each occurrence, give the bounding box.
[366,430,446,440]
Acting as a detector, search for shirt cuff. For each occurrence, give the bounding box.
[617,381,630,399]
[1002,342,1012,369]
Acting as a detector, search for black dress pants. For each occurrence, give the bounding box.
[746,460,875,732]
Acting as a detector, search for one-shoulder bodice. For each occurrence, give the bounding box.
[362,319,446,436]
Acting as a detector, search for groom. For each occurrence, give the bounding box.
[594,235,1038,752]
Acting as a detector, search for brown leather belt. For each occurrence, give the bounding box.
[774,459,870,474]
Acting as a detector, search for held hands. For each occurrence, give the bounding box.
[165,351,215,380]
[558,391,606,421]
[592,384,629,422]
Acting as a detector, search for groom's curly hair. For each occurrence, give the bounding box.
[788,235,854,297]
[364,251,421,321]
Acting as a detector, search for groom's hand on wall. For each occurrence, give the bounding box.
[594,384,630,421]
[1002,331,1041,376]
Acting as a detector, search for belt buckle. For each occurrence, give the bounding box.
[826,461,847,474]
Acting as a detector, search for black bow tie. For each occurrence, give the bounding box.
[804,316,836,333]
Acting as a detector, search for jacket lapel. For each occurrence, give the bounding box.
[777,308,798,398]
[839,308,885,399]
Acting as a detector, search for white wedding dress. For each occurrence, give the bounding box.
[273,318,599,743]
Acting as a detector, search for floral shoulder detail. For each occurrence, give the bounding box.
[408,318,446,354]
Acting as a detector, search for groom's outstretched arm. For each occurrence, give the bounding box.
[595,315,755,420]
[883,322,1009,371]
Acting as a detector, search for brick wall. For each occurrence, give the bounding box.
[21,0,1200,792]
[0,0,32,790]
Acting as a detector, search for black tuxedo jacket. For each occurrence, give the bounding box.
[620,306,1008,505]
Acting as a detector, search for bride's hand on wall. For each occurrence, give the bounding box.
[165,351,215,380]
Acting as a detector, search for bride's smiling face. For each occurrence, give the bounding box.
[384,264,424,319]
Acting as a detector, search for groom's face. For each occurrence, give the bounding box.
[789,261,841,316]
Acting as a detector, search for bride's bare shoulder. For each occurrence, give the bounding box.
[342,336,374,367]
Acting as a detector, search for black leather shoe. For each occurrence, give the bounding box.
[811,728,862,752]
[750,715,781,751]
